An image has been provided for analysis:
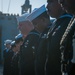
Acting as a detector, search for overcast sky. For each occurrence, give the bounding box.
[0,0,47,15]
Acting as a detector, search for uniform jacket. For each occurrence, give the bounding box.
[19,29,40,75]
[11,52,20,75]
[3,49,14,75]
[46,13,72,75]
[60,16,75,75]
[35,27,50,75]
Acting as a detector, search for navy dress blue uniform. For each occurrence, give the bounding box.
[34,26,50,75]
[11,52,20,75]
[19,29,40,75]
[60,16,75,75]
[3,49,14,75]
[10,34,23,75]
[45,13,72,75]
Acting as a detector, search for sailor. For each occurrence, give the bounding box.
[11,41,19,75]
[58,0,75,75]
[17,4,50,75]
[44,0,73,75]
[27,5,51,75]
[11,34,23,75]
[3,39,14,75]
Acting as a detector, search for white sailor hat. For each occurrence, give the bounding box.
[11,41,15,45]
[11,41,16,48]
[17,13,29,22]
[15,33,23,43]
[4,39,12,46]
[26,5,46,21]
[15,33,23,40]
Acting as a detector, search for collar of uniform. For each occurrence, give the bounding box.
[59,13,72,19]
[28,29,40,36]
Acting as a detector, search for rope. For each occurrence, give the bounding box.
[60,16,75,45]
[7,0,11,13]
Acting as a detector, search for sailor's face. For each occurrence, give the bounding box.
[46,0,62,18]
[18,21,30,34]
[6,44,11,49]
[33,17,49,32]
